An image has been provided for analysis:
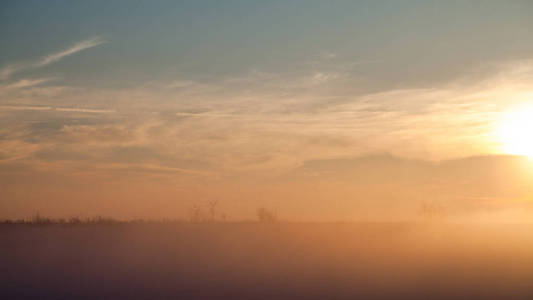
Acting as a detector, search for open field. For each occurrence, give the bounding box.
[2,222,533,299]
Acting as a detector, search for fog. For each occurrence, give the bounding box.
[2,223,533,299]
[2,154,533,222]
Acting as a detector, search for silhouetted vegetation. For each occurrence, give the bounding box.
[256,207,278,223]
[189,204,204,223]
[188,200,228,223]
[207,199,218,222]
[1,206,277,225]
[0,213,173,226]
[419,202,446,221]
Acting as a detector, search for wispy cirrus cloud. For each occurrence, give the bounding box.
[0,36,106,80]
[0,77,57,90]
[36,37,106,67]
[55,107,114,114]
[0,105,114,114]
[0,105,52,111]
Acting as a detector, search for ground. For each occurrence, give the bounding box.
[2,222,533,299]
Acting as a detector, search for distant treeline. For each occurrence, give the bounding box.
[0,214,162,225]
[0,208,280,225]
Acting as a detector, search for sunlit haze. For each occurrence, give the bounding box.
[495,104,533,158]
[2,0,533,222]
[6,2,533,299]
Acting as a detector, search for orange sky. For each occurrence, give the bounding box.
[2,1,533,220]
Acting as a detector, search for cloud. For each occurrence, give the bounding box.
[55,107,114,114]
[0,37,106,80]
[1,61,533,221]
[0,105,113,114]
[1,59,532,179]
[0,66,20,81]
[0,105,52,111]
[0,77,57,90]
[37,37,106,67]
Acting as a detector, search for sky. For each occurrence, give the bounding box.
[1,0,533,221]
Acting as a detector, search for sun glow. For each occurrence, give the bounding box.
[495,104,533,158]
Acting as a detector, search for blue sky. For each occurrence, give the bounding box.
[2,0,532,88]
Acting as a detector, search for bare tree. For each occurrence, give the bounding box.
[257,207,278,223]
[207,199,218,222]
[419,202,445,221]
[190,204,203,223]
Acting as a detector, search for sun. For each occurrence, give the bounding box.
[495,105,533,158]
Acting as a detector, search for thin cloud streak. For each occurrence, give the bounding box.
[55,107,114,114]
[0,105,52,111]
[0,105,113,114]
[0,37,106,80]
[0,78,57,90]
[37,37,106,67]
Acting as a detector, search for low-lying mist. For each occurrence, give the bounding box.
[2,222,533,299]
[3,154,533,222]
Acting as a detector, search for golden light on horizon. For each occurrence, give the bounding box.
[495,104,533,158]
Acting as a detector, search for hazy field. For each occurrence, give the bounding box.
[2,222,533,299]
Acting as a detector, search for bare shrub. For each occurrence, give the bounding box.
[419,202,446,221]
[257,207,278,223]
